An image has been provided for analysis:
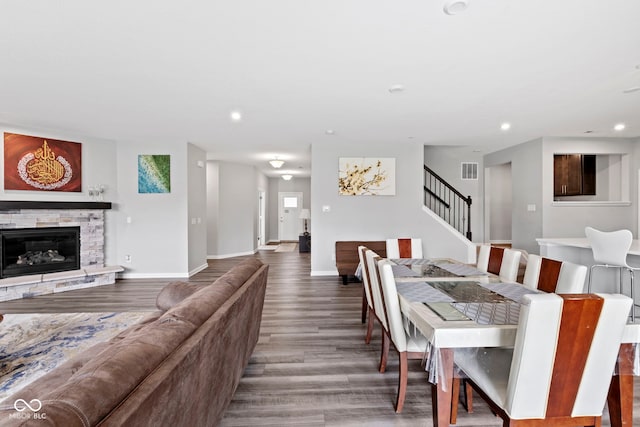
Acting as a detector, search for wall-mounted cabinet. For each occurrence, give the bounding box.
[553,154,596,197]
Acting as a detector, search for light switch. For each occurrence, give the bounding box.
[322,205,331,213]
[527,204,536,212]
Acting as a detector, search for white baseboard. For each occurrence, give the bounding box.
[207,250,256,259]
[311,270,339,276]
[117,272,189,279]
[189,263,209,277]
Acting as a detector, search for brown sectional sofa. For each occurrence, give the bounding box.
[0,258,268,427]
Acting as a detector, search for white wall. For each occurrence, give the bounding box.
[311,140,473,276]
[423,146,484,242]
[484,138,544,255]
[187,143,207,275]
[0,124,119,265]
[115,140,189,277]
[207,161,264,258]
[488,162,512,243]
[541,137,636,238]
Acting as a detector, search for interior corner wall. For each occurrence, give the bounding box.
[311,140,471,276]
[208,161,258,258]
[187,143,207,274]
[0,124,119,265]
[206,161,220,254]
[484,138,543,255]
[115,140,189,277]
[423,146,484,243]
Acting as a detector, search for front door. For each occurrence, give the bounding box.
[278,192,302,242]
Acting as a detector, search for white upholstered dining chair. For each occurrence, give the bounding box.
[385,238,423,259]
[365,249,390,371]
[476,245,521,282]
[454,293,632,427]
[376,259,429,413]
[358,246,376,344]
[522,254,587,293]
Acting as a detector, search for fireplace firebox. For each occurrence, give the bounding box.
[0,227,80,279]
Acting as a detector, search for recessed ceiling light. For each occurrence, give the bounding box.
[281,174,293,181]
[388,84,405,93]
[443,0,469,15]
[230,110,242,122]
[614,123,626,131]
[325,129,335,135]
[500,122,511,131]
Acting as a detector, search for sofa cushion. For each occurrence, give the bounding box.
[156,281,202,311]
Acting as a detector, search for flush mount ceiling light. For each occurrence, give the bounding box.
[230,110,242,122]
[614,123,626,131]
[500,122,511,131]
[443,0,469,15]
[281,174,293,181]
[269,158,285,168]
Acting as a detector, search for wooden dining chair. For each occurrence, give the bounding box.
[522,254,587,293]
[454,293,632,426]
[376,259,429,412]
[385,238,423,259]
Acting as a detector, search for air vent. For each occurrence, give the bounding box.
[461,162,478,180]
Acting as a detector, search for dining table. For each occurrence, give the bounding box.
[390,257,640,427]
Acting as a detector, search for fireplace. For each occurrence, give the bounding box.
[0,227,81,279]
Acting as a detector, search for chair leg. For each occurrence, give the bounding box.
[361,287,367,324]
[450,377,460,424]
[630,269,635,323]
[463,380,474,413]
[379,329,390,373]
[395,351,408,413]
[588,265,595,293]
[365,308,374,344]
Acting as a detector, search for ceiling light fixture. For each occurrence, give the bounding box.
[325,129,335,135]
[230,110,242,122]
[281,174,293,181]
[443,0,469,15]
[269,158,285,168]
[614,123,626,131]
[500,122,511,131]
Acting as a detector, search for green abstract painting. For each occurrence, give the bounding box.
[138,154,170,193]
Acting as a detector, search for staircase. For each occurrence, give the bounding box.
[423,165,472,240]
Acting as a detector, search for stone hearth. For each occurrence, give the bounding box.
[0,202,122,302]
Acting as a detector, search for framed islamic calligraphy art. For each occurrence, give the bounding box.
[3,133,82,192]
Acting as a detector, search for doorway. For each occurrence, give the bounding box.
[485,163,513,245]
[257,191,266,247]
[278,192,303,242]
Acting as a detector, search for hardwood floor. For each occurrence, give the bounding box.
[1,251,638,426]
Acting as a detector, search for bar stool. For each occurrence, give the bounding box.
[585,226,639,321]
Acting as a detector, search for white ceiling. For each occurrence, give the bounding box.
[1,1,639,179]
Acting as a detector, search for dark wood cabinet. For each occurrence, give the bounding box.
[554,154,596,197]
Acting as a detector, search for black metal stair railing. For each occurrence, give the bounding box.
[423,165,472,240]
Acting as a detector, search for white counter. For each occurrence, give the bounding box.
[536,237,640,294]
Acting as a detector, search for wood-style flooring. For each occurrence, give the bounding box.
[1,250,638,426]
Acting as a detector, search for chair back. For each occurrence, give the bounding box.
[477,245,507,275]
[377,259,408,352]
[385,238,423,259]
[358,246,374,310]
[523,254,587,293]
[499,248,521,282]
[365,249,388,330]
[555,262,587,293]
[585,226,632,267]
[522,254,543,289]
[506,293,631,419]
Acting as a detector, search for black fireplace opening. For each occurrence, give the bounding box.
[0,227,80,279]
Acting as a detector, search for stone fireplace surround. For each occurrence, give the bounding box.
[0,201,123,302]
